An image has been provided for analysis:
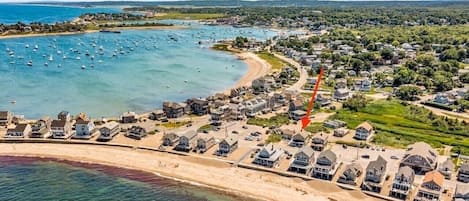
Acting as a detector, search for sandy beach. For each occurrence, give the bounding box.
[0,143,378,201]
[233,52,271,89]
[0,30,99,40]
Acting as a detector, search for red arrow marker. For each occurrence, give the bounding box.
[301,67,324,129]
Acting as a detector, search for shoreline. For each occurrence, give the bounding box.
[232,51,271,90]
[0,143,376,201]
[0,25,186,40]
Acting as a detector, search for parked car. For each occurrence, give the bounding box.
[232,130,239,134]
[361,154,370,159]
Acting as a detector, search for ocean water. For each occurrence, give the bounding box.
[0,156,256,201]
[0,8,276,118]
[0,4,120,24]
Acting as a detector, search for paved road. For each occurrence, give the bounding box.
[272,52,308,92]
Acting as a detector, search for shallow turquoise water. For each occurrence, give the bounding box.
[0,156,255,201]
[0,6,276,118]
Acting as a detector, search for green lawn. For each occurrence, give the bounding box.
[247,113,290,127]
[256,51,289,71]
[155,13,225,20]
[330,100,469,154]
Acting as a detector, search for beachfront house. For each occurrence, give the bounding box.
[121,111,137,123]
[5,123,31,138]
[51,119,72,139]
[289,132,308,147]
[163,101,185,118]
[73,119,96,139]
[311,132,328,151]
[438,158,454,180]
[218,135,238,155]
[196,136,216,153]
[400,142,437,174]
[362,156,388,193]
[354,122,374,141]
[390,166,415,200]
[337,163,363,186]
[0,111,12,126]
[312,150,338,180]
[98,121,120,141]
[58,111,71,122]
[149,110,165,121]
[162,132,180,146]
[240,98,268,118]
[458,162,469,183]
[289,147,315,174]
[253,143,284,168]
[188,98,210,116]
[125,126,147,140]
[414,171,444,201]
[252,76,275,94]
[30,116,51,138]
[175,131,198,152]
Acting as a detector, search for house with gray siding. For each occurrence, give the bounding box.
[362,156,387,193]
[289,147,314,174]
[338,163,363,186]
[312,150,338,180]
[400,142,437,174]
[390,166,415,200]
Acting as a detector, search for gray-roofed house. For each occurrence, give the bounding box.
[98,121,120,141]
[58,111,71,122]
[454,184,469,201]
[149,109,165,121]
[400,142,437,174]
[289,132,308,147]
[51,119,72,139]
[337,163,363,186]
[196,136,216,153]
[121,111,137,123]
[333,128,349,137]
[0,111,12,126]
[218,135,238,155]
[162,132,180,146]
[289,147,315,174]
[253,143,284,168]
[188,98,210,115]
[290,110,307,121]
[312,150,338,180]
[30,116,51,138]
[362,156,387,193]
[175,131,198,152]
[5,123,31,138]
[324,120,346,129]
[458,162,469,183]
[281,129,295,140]
[311,132,328,151]
[390,166,415,200]
[125,126,147,140]
[163,101,185,118]
[333,88,351,101]
[438,158,454,180]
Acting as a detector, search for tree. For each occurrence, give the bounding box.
[395,85,423,101]
[433,71,454,92]
[440,48,459,61]
[343,93,367,112]
[416,54,435,67]
[380,48,394,60]
[460,72,469,83]
[393,67,417,86]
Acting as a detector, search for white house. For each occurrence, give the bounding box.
[51,120,72,139]
[73,119,96,139]
[5,123,31,138]
[354,122,374,141]
[98,121,120,141]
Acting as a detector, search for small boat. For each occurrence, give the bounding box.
[34,45,39,49]
[27,60,33,66]
[10,100,16,104]
[9,61,15,64]
[25,44,29,48]
[49,55,53,62]
[90,64,94,68]
[58,64,62,68]
[63,55,67,59]
[76,56,81,60]
[57,50,62,55]
[44,62,48,66]
[99,29,121,34]
[98,60,103,63]
[81,65,86,70]
[8,51,14,55]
